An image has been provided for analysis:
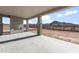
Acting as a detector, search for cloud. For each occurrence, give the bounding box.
[72,10,78,13]
[57,10,78,17]
[29,20,33,24]
[57,14,63,17]
[2,17,10,24]
[42,15,53,24]
[64,10,78,16]
[64,11,73,16]
[29,18,37,24]
[28,15,53,24]
[23,20,26,24]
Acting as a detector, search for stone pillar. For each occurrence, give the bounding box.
[37,16,42,35]
[26,20,29,31]
[10,16,23,34]
[0,16,3,35]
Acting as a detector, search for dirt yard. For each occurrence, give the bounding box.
[29,28,79,44]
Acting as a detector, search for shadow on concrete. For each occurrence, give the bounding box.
[0,35,39,44]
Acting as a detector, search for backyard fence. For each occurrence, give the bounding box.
[28,24,79,32]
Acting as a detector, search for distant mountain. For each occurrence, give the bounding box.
[50,21,76,26]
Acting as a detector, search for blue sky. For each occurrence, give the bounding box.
[48,6,79,24]
[3,6,79,24]
[2,17,10,24]
[29,6,79,24]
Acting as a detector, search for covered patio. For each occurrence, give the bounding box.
[0,6,70,36]
[0,6,79,53]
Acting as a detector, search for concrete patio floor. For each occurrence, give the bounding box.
[0,32,37,42]
[0,32,79,53]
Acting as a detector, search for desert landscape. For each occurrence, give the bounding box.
[2,22,79,44]
[28,28,79,44]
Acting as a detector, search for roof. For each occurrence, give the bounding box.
[0,6,70,19]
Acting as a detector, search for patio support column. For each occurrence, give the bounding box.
[0,16,3,35]
[37,16,42,35]
[26,19,29,31]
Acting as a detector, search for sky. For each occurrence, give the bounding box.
[2,17,10,24]
[2,6,79,24]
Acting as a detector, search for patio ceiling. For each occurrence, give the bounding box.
[0,6,70,19]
